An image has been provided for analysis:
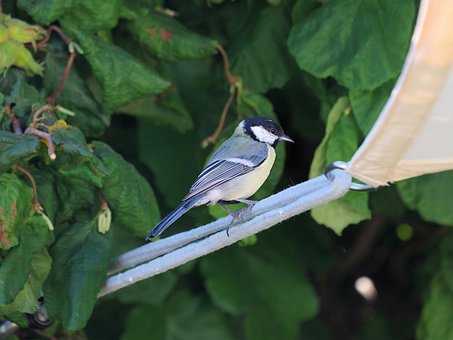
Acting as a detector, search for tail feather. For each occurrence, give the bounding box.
[146,198,197,240]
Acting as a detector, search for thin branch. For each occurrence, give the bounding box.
[100,170,352,296]
[30,104,54,129]
[14,165,42,212]
[37,25,72,50]
[201,45,240,147]
[216,44,238,86]
[4,105,23,134]
[47,52,76,106]
[202,87,236,147]
[35,25,77,105]
[25,127,56,160]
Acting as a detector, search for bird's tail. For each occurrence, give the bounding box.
[146,198,198,240]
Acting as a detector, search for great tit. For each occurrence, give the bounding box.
[146,117,293,239]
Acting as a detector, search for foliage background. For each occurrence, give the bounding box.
[1,0,452,339]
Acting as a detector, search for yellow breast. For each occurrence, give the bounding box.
[219,145,276,201]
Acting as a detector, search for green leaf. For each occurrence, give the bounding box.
[417,275,453,340]
[350,80,394,135]
[52,126,93,158]
[0,214,52,305]
[397,171,453,226]
[121,291,235,340]
[119,87,193,133]
[52,127,107,188]
[92,141,160,237]
[0,40,43,76]
[44,41,109,137]
[309,97,370,234]
[0,248,52,318]
[44,217,113,331]
[417,236,453,340]
[19,0,122,32]
[68,30,170,110]
[288,0,415,90]
[0,131,40,172]
[138,120,208,207]
[17,0,71,24]
[0,69,44,118]
[61,0,122,32]
[126,12,218,61]
[369,186,406,220]
[0,173,33,249]
[291,0,319,23]
[201,245,318,340]
[231,6,293,93]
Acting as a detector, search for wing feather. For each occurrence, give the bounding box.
[184,160,254,200]
[183,136,269,200]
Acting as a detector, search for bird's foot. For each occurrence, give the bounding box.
[225,200,256,237]
[231,204,255,223]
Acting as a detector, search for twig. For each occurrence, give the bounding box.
[25,127,56,160]
[216,44,238,86]
[201,45,241,147]
[47,52,76,106]
[100,170,352,296]
[36,25,72,50]
[30,104,54,129]
[202,87,236,147]
[35,25,77,105]
[14,165,42,212]
[10,116,22,134]
[4,105,23,134]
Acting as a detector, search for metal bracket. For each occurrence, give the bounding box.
[325,161,376,192]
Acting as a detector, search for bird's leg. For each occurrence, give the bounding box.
[231,199,257,224]
[218,201,235,237]
[218,200,256,237]
[236,199,256,207]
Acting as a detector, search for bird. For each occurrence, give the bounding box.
[146,117,294,240]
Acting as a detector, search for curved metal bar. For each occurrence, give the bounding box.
[108,174,330,276]
[99,169,351,297]
[326,161,376,192]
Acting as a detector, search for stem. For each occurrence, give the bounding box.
[4,105,23,134]
[202,87,236,147]
[25,127,56,160]
[14,165,42,212]
[216,44,238,86]
[35,25,76,105]
[30,104,54,129]
[47,52,76,105]
[37,25,72,50]
[202,45,240,147]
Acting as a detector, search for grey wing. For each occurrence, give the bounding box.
[183,137,268,200]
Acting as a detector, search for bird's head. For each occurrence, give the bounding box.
[236,117,294,146]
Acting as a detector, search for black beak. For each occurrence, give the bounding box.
[279,134,294,143]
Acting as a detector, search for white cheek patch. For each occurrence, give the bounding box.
[251,126,278,144]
